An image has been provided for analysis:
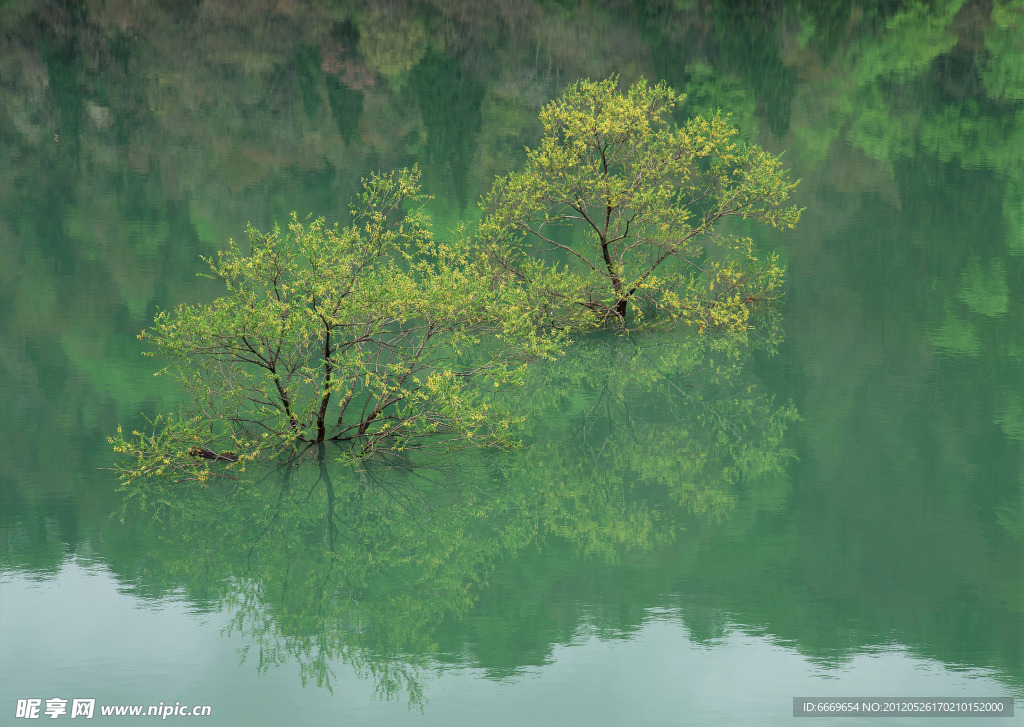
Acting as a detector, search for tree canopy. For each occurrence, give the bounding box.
[110,167,566,485]
[479,76,801,329]
[109,77,799,485]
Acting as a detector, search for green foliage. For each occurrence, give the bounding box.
[112,455,528,704]
[358,10,428,87]
[853,0,964,85]
[928,306,981,357]
[982,0,1024,101]
[109,316,798,701]
[515,320,798,547]
[680,62,759,140]
[958,257,1009,318]
[110,168,567,485]
[479,76,799,330]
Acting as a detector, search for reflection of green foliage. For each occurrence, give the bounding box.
[512,319,797,559]
[679,62,759,140]
[853,0,963,85]
[112,311,795,700]
[1004,178,1024,255]
[411,52,484,210]
[358,11,428,87]
[712,0,797,135]
[434,320,798,674]
[996,392,1024,441]
[294,45,323,121]
[958,257,1009,317]
[326,79,365,145]
[64,198,173,319]
[848,105,915,162]
[982,1,1024,101]
[928,306,981,356]
[919,101,1024,169]
[118,456,531,705]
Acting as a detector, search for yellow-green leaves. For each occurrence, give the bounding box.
[480,75,800,330]
[112,77,804,488]
[113,168,568,485]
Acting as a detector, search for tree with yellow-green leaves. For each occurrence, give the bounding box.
[109,167,568,485]
[479,76,801,329]
[110,77,799,485]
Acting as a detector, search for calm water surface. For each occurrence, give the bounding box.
[2,2,1022,724]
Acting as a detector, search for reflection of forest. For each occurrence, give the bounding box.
[3,0,1024,701]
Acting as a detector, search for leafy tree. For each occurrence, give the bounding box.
[110,167,565,485]
[479,76,800,329]
[108,316,796,701]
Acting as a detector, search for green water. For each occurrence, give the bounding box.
[2,2,1023,724]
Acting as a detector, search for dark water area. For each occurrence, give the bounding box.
[2,1,1023,724]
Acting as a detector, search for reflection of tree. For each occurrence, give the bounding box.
[112,315,795,701]
[411,52,484,210]
[426,320,797,674]
[981,0,1024,102]
[4,0,1023,705]
[712,0,797,135]
[117,453,523,705]
[513,319,796,553]
[358,9,428,86]
[679,62,759,139]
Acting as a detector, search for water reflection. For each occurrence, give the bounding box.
[4,0,1024,718]
[109,323,795,702]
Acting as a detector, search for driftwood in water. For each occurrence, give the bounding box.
[187,446,239,463]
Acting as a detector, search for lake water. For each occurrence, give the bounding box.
[2,2,1022,724]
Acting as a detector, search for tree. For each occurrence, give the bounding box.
[107,312,798,702]
[110,167,565,485]
[479,76,801,329]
